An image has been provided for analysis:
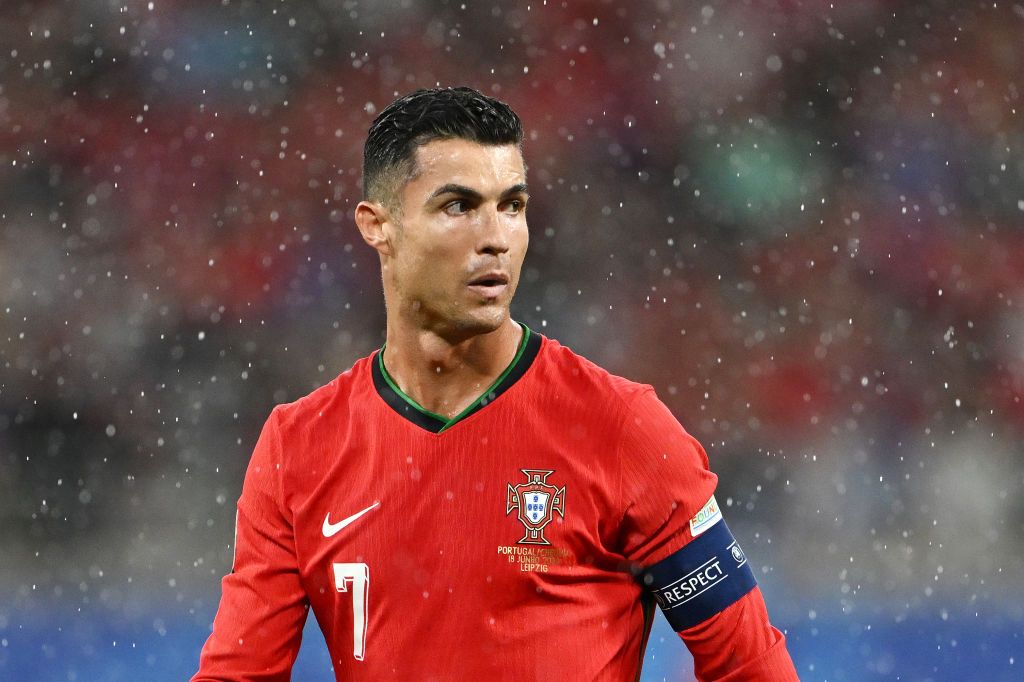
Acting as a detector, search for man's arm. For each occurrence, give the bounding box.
[192,406,309,681]
[677,586,797,681]
[617,387,798,681]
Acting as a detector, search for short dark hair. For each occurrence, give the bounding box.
[362,87,523,207]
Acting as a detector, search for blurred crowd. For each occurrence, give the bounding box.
[2,0,1022,649]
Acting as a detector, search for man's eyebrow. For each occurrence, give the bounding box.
[427,183,529,202]
[427,184,484,202]
[501,183,529,198]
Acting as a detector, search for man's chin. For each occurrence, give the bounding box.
[444,307,508,339]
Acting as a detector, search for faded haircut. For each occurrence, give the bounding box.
[362,87,524,210]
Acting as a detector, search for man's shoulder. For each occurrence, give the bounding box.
[271,351,376,430]
[537,334,652,408]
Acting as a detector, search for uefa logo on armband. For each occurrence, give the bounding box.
[730,543,746,565]
[505,469,565,545]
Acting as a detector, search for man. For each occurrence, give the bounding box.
[193,87,799,681]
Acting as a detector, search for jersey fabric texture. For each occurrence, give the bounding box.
[193,326,797,681]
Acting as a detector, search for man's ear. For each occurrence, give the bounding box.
[354,200,394,257]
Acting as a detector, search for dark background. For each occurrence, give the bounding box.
[1,1,1022,679]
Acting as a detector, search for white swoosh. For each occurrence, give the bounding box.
[322,501,381,538]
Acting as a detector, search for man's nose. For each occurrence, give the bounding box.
[477,205,510,256]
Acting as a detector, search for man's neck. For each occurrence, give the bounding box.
[381,317,523,420]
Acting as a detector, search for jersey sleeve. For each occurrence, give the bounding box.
[616,387,718,566]
[617,388,798,680]
[677,586,799,681]
[192,406,309,681]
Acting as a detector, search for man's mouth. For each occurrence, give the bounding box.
[467,272,510,298]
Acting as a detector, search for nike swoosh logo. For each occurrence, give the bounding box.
[322,501,381,538]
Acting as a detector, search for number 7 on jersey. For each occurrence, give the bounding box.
[332,562,369,660]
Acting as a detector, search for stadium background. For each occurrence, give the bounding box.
[1,1,1022,679]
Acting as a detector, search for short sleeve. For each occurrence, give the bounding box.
[192,407,309,681]
[616,387,718,566]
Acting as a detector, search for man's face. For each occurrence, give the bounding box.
[383,138,529,337]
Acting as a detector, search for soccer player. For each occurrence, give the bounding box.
[193,87,799,681]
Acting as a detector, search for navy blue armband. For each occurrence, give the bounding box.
[638,519,757,631]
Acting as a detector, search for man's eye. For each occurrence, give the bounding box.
[444,200,469,215]
[505,199,526,213]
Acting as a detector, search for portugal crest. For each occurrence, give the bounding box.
[506,469,565,545]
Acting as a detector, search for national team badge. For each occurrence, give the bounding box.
[506,469,565,545]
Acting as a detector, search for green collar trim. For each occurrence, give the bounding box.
[372,323,540,434]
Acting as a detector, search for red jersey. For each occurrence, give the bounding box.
[193,325,797,681]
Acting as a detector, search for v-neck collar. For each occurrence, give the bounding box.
[371,323,541,434]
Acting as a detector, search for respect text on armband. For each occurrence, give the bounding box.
[652,556,727,608]
[638,519,757,631]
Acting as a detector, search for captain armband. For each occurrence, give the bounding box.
[637,497,758,632]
